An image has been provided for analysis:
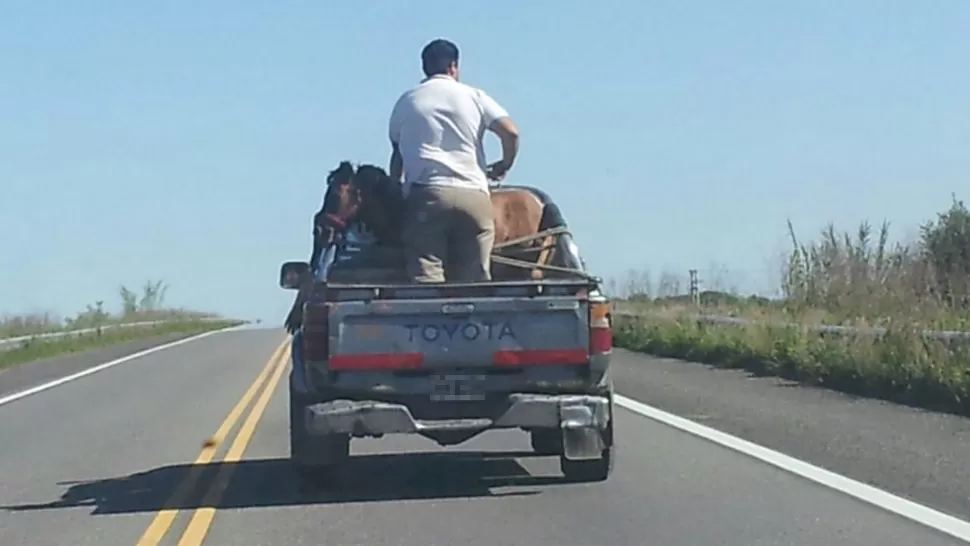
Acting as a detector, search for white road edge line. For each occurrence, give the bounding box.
[614,394,970,544]
[0,323,249,408]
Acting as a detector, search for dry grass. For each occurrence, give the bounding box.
[609,209,970,416]
[0,318,243,370]
[779,219,969,330]
[615,313,970,414]
[0,279,240,367]
[0,280,222,340]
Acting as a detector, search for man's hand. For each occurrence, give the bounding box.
[486,159,513,181]
[486,115,518,182]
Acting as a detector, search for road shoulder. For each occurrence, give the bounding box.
[0,331,219,399]
[612,348,970,521]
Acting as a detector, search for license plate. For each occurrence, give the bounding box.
[429,373,487,402]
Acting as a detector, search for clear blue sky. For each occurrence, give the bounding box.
[2,1,969,323]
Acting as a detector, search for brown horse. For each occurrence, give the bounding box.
[285,161,564,333]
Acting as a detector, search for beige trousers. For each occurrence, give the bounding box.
[401,184,495,283]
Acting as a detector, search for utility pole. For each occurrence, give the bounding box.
[688,269,699,306]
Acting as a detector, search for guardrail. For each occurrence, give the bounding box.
[0,317,231,350]
[610,305,970,342]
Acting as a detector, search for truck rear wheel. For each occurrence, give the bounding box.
[289,385,350,486]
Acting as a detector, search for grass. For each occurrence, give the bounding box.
[0,280,221,340]
[0,308,223,339]
[608,201,970,417]
[0,280,245,368]
[0,318,243,370]
[613,313,970,416]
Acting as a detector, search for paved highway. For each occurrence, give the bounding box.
[1,327,968,545]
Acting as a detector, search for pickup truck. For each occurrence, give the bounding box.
[278,230,615,486]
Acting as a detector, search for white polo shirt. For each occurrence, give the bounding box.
[388,74,509,195]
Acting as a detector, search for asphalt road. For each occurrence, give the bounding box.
[0,327,968,545]
[0,331,211,399]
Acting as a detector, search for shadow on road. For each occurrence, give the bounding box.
[2,450,570,515]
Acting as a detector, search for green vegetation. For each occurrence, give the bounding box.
[0,280,224,339]
[610,195,970,416]
[1,280,244,368]
[0,318,242,370]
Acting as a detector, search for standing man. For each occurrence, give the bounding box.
[388,38,519,283]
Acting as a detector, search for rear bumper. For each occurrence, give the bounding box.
[303,393,612,437]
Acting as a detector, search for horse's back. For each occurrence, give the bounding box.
[490,184,568,232]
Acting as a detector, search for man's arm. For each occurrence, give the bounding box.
[490,116,519,170]
[477,89,519,178]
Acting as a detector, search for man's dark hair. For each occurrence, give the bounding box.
[421,38,459,77]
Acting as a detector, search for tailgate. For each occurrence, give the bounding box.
[327,296,590,369]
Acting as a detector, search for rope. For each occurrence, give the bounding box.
[490,255,598,282]
[491,226,573,251]
[488,226,597,281]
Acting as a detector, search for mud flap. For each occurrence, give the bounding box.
[559,403,607,461]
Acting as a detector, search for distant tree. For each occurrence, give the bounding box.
[68,300,109,328]
[920,194,970,307]
[628,292,651,302]
[656,271,682,298]
[119,286,138,316]
[139,280,162,310]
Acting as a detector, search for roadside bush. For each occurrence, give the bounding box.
[1,279,222,339]
[611,195,970,416]
[1,280,240,368]
[614,314,970,416]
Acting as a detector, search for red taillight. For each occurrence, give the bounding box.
[590,328,612,353]
[328,352,424,370]
[589,302,612,354]
[492,348,588,366]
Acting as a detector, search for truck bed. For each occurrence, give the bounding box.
[315,278,600,371]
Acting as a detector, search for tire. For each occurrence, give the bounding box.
[289,385,350,486]
[529,429,564,456]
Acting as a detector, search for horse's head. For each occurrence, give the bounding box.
[313,161,360,248]
[310,161,406,266]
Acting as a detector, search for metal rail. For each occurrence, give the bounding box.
[0,317,229,350]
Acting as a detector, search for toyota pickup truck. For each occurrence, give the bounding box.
[278,233,615,486]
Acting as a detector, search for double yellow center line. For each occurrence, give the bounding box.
[135,337,291,546]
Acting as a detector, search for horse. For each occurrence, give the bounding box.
[285,160,569,333]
